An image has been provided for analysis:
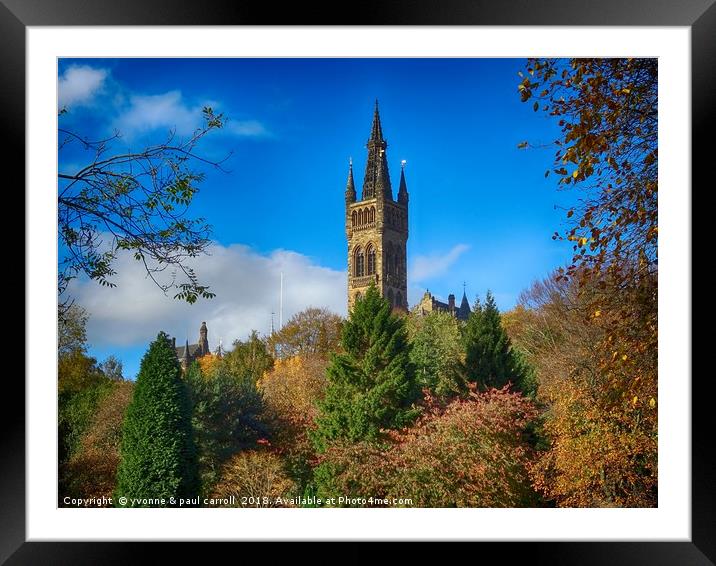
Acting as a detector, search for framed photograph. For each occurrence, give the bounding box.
[11,0,708,562]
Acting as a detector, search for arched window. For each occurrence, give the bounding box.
[355,291,362,302]
[358,209,364,226]
[370,206,375,223]
[396,291,403,308]
[354,246,365,277]
[366,244,376,275]
[351,210,357,227]
[364,207,370,224]
[387,289,394,306]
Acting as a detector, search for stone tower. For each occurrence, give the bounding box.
[346,101,409,312]
[198,321,209,356]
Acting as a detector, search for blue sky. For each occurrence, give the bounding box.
[58,58,577,379]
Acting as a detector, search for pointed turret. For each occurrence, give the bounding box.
[369,99,383,142]
[345,158,356,203]
[398,160,409,205]
[362,100,392,200]
[182,338,191,368]
[458,286,471,320]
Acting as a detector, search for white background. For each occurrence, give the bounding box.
[27,26,691,541]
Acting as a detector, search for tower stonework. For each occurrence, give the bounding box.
[346,101,409,313]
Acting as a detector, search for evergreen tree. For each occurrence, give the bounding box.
[185,360,266,493]
[406,310,467,401]
[312,285,419,450]
[115,332,198,506]
[464,291,524,390]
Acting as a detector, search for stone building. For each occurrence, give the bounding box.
[345,101,409,312]
[173,321,212,370]
[415,288,471,321]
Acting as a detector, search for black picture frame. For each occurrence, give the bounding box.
[7,0,709,562]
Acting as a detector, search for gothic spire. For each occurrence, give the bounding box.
[398,160,409,205]
[459,284,471,318]
[182,338,191,365]
[369,99,384,142]
[362,100,392,200]
[345,157,356,203]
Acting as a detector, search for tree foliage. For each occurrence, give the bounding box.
[518,58,657,293]
[209,450,296,508]
[509,274,657,507]
[312,285,419,450]
[267,307,343,360]
[406,310,467,400]
[259,355,329,487]
[516,58,658,507]
[58,304,89,355]
[223,330,274,383]
[115,332,198,506]
[517,59,658,363]
[185,359,266,493]
[58,107,226,317]
[316,386,538,507]
[60,381,134,506]
[463,291,526,391]
[99,354,124,381]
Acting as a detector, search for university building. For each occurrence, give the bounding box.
[345,101,470,321]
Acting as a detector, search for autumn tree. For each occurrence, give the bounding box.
[517,58,657,400]
[463,291,526,391]
[317,386,539,507]
[259,355,329,487]
[516,58,658,507]
[510,274,657,507]
[223,330,274,383]
[60,380,134,505]
[517,58,657,290]
[209,450,296,508]
[58,303,89,356]
[57,305,114,467]
[267,307,343,360]
[58,107,227,319]
[312,286,419,453]
[406,310,467,400]
[115,332,198,506]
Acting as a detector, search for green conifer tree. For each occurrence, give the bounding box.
[464,291,523,390]
[312,285,419,450]
[115,332,198,506]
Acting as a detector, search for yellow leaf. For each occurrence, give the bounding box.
[622,354,628,361]
[594,310,601,317]
[649,397,656,408]
[632,395,638,406]
[572,169,579,178]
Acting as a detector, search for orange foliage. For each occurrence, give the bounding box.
[197,353,223,377]
[316,386,539,507]
[61,381,134,505]
[509,274,657,507]
[208,450,296,507]
[258,355,328,482]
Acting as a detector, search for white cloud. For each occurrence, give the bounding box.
[112,90,270,140]
[409,243,470,282]
[225,119,270,137]
[58,65,108,109]
[68,243,347,350]
[112,91,200,138]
